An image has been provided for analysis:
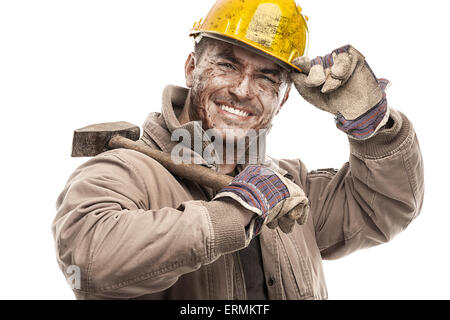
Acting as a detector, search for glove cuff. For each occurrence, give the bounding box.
[214,166,290,236]
[336,93,389,140]
[349,109,413,159]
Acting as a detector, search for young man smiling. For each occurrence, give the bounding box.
[52,0,424,300]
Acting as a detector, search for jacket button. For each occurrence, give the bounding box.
[267,277,275,287]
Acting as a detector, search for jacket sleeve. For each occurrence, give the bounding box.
[52,149,247,299]
[304,109,424,260]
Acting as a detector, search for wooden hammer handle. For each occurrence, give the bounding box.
[109,135,233,191]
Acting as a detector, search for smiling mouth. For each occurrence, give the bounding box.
[215,102,254,118]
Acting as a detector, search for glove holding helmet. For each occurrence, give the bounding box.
[291,45,391,140]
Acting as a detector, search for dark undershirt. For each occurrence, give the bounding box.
[238,235,268,300]
[228,167,268,300]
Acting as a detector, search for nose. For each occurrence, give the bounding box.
[229,74,255,101]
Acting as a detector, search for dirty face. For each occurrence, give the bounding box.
[185,38,291,138]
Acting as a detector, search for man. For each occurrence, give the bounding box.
[53,0,424,300]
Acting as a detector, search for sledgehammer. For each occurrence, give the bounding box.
[71,121,232,191]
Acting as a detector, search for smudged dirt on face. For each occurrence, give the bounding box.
[187,39,291,140]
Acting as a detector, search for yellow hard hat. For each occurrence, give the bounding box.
[190,0,309,72]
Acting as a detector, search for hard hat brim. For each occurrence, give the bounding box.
[191,31,302,73]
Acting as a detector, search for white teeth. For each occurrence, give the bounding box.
[220,105,249,117]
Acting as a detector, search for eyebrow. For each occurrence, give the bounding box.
[259,68,281,77]
[218,53,281,74]
[216,50,241,65]
[215,46,283,78]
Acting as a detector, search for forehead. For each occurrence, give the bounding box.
[202,39,283,71]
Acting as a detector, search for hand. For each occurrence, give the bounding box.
[291,45,389,121]
[213,165,310,239]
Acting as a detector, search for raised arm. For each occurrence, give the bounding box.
[289,45,424,259]
[305,109,424,259]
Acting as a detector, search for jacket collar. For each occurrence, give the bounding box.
[141,85,289,177]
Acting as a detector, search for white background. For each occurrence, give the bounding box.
[0,0,448,300]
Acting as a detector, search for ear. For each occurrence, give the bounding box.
[185,52,196,88]
[276,85,291,115]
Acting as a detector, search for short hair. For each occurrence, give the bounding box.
[194,36,217,60]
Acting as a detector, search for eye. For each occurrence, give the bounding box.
[262,76,276,84]
[218,62,235,70]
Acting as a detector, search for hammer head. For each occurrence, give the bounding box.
[72,121,140,157]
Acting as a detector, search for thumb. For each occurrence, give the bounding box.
[290,70,308,89]
[290,71,328,112]
[296,201,310,226]
[292,56,312,74]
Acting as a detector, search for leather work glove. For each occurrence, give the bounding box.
[214,165,310,240]
[291,45,391,140]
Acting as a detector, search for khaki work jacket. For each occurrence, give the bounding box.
[53,85,424,300]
